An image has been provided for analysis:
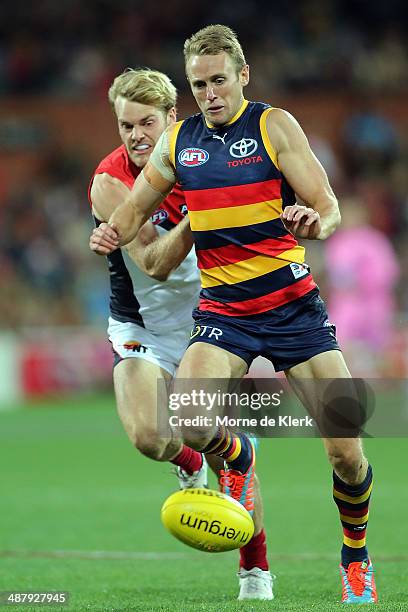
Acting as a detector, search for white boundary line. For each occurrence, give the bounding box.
[1,550,406,562]
[0,550,193,560]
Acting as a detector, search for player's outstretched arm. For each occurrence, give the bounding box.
[90,170,160,255]
[126,215,194,281]
[89,168,173,255]
[106,166,170,246]
[89,172,130,255]
[267,109,341,240]
[109,128,177,246]
[89,169,191,279]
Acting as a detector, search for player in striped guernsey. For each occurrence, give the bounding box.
[90,67,272,601]
[101,28,377,604]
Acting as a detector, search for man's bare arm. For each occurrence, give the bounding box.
[90,171,191,279]
[126,215,194,281]
[108,129,177,246]
[89,173,131,253]
[267,109,341,240]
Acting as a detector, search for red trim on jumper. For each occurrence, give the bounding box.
[185,179,282,211]
[338,506,369,518]
[199,276,317,316]
[343,528,366,540]
[197,235,298,270]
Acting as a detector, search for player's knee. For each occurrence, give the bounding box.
[133,431,166,461]
[328,447,362,482]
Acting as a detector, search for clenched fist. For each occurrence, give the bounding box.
[89,222,120,255]
[281,204,321,239]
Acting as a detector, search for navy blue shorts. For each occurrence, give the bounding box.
[188,289,340,372]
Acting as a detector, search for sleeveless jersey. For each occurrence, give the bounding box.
[170,100,317,317]
[89,144,200,331]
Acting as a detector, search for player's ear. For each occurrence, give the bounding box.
[167,107,177,125]
[240,65,249,88]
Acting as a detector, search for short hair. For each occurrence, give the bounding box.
[184,25,246,73]
[108,68,177,113]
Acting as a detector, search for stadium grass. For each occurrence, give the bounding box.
[1,393,407,611]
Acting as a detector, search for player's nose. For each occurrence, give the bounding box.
[131,126,145,141]
[206,86,216,101]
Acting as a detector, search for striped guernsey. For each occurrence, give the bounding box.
[170,99,317,317]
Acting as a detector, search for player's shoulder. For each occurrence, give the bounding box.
[265,107,298,129]
[93,144,139,189]
[95,144,127,171]
[92,171,126,191]
[168,112,204,157]
[91,147,133,198]
[166,114,197,140]
[166,122,182,144]
[264,107,305,151]
[176,111,202,130]
[90,171,131,218]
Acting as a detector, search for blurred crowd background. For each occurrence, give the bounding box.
[1,0,406,97]
[1,0,407,399]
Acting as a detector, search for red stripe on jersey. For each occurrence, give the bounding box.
[186,179,282,211]
[164,183,186,225]
[338,506,370,518]
[93,145,139,190]
[197,235,298,270]
[343,528,366,540]
[199,275,317,316]
[88,145,138,206]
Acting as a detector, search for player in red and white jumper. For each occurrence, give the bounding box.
[89,68,272,601]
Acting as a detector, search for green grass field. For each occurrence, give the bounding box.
[1,394,407,611]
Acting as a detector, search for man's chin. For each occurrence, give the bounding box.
[206,112,228,127]
[129,153,148,168]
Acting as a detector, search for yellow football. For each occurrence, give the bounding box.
[160,488,254,552]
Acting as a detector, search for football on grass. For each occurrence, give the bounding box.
[160,488,254,552]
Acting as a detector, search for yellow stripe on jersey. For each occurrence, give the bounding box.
[343,536,366,549]
[205,99,249,128]
[168,121,184,168]
[260,108,279,169]
[275,244,305,264]
[201,253,290,288]
[189,199,283,231]
[339,512,369,526]
[228,437,242,462]
[224,99,249,126]
[334,483,373,505]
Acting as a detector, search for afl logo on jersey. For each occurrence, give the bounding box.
[229,138,258,158]
[178,148,209,167]
[150,209,168,225]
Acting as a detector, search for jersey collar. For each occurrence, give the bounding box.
[205,99,249,129]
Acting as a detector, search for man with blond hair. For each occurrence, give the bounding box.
[89,67,273,601]
[89,67,204,478]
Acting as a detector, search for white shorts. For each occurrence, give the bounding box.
[107,317,192,377]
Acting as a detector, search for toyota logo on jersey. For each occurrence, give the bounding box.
[229,138,258,158]
[179,147,209,167]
